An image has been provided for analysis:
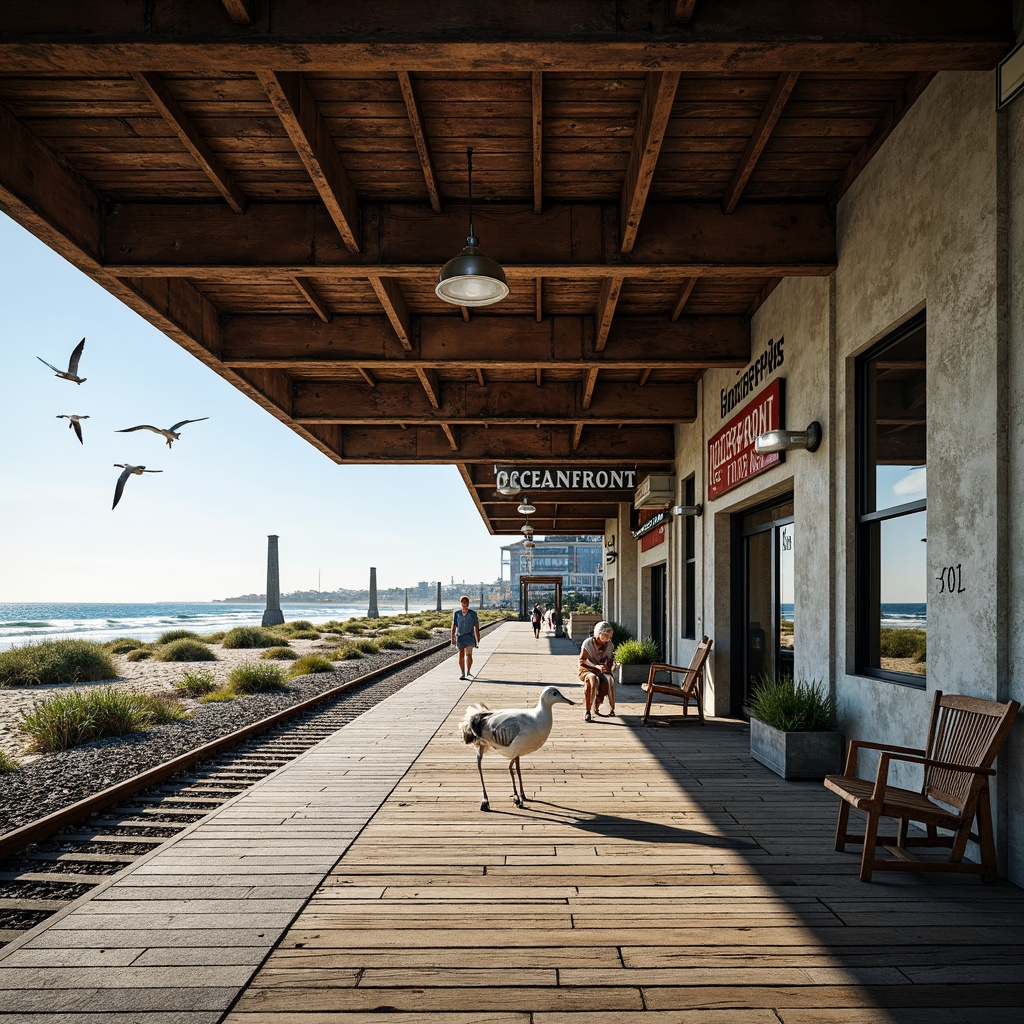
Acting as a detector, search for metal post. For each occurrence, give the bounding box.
[404,587,409,612]
[367,567,379,619]
[436,581,442,611]
[261,535,285,626]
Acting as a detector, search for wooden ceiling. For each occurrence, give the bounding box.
[0,2,1011,534]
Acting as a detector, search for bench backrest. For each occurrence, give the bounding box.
[924,691,1019,810]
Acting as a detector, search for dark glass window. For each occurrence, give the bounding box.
[682,475,696,639]
[856,313,927,685]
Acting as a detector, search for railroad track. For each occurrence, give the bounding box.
[0,623,499,948]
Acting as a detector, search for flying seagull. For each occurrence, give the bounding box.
[459,686,574,811]
[56,414,90,445]
[115,417,209,448]
[37,338,86,384]
[112,464,163,509]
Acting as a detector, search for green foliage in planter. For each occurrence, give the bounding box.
[18,688,187,753]
[105,637,146,654]
[0,639,117,688]
[221,626,285,649]
[0,751,20,774]
[749,675,838,733]
[157,639,217,662]
[615,637,660,665]
[157,629,202,645]
[228,662,287,694]
[880,627,927,662]
[261,646,299,661]
[172,670,217,697]
[287,655,335,678]
[605,621,633,647]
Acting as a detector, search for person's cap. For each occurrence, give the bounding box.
[594,621,613,636]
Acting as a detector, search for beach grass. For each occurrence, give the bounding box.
[221,626,287,649]
[199,688,236,703]
[332,645,363,660]
[172,669,217,697]
[0,639,117,688]
[0,750,19,774]
[125,647,154,662]
[105,637,147,654]
[287,655,334,678]
[157,629,203,645]
[261,646,299,661]
[157,638,218,662]
[228,662,287,693]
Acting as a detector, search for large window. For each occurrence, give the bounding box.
[682,475,696,639]
[856,313,927,685]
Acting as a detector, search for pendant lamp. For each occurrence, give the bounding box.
[435,147,509,307]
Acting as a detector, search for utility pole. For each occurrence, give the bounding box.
[261,535,285,626]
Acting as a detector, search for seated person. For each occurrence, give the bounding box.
[578,620,616,722]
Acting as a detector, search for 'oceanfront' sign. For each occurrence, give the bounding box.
[707,379,783,500]
[495,466,637,494]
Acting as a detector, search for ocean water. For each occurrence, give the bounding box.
[780,602,926,630]
[0,601,440,651]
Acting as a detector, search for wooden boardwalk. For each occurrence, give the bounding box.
[1,621,1022,1023]
[226,624,1024,1024]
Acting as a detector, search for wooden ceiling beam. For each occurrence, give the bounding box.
[101,201,836,277]
[221,0,255,25]
[581,368,601,412]
[292,276,332,322]
[532,71,543,215]
[256,70,360,252]
[292,380,697,424]
[357,367,378,388]
[397,71,441,215]
[220,313,751,369]
[594,276,623,353]
[132,72,247,214]
[416,367,441,408]
[440,423,459,451]
[722,71,799,215]
[620,71,680,253]
[368,274,412,350]
[670,277,697,321]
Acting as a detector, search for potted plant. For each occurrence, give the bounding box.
[614,636,659,685]
[748,675,842,780]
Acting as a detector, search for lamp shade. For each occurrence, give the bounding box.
[754,421,823,454]
[435,241,509,306]
[517,496,537,515]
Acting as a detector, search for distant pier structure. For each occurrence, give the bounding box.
[261,535,285,627]
[367,567,379,619]
[436,582,442,611]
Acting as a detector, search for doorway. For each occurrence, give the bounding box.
[650,563,667,660]
[734,496,794,709]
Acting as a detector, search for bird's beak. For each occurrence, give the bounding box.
[560,695,575,705]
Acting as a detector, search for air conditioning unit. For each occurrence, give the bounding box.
[634,473,676,509]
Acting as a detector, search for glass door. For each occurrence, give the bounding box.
[650,563,667,660]
[738,497,795,706]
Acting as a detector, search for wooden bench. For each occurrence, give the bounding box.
[641,636,713,725]
[824,690,1019,882]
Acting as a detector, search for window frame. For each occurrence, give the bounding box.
[682,474,697,639]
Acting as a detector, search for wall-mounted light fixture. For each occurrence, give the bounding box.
[671,503,703,518]
[754,421,822,455]
[435,147,509,307]
[605,535,618,564]
[517,495,536,515]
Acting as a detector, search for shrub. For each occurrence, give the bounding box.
[287,655,335,678]
[200,631,226,643]
[410,627,432,640]
[616,637,660,665]
[126,648,153,662]
[879,627,927,663]
[0,751,19,774]
[157,639,217,663]
[228,662,287,694]
[0,640,117,688]
[221,626,285,649]
[172,670,217,697]
[351,638,380,654]
[18,688,187,753]
[157,629,202,645]
[606,622,633,646]
[105,637,146,654]
[749,675,838,733]
[200,688,236,703]
[378,637,406,650]
[261,646,299,661]
[286,620,316,631]
[332,646,363,661]
[286,629,321,640]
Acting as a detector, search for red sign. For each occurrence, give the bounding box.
[637,508,667,551]
[707,378,783,500]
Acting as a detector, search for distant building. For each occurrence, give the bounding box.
[501,535,603,605]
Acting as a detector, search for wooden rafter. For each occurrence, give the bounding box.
[535,277,543,322]
[440,423,459,452]
[670,278,697,321]
[397,71,441,215]
[357,368,378,388]
[671,0,698,22]
[620,71,680,254]
[639,369,653,386]
[536,367,542,387]
[368,275,412,350]
[722,72,800,215]
[532,71,543,215]
[221,0,255,25]
[256,70,360,253]
[475,368,485,388]
[582,367,600,410]
[595,276,624,353]
[132,72,246,214]
[416,367,441,408]
[572,423,584,450]
[292,276,332,323]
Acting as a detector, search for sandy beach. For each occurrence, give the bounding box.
[0,636,375,759]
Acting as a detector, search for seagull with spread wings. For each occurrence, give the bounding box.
[115,417,209,448]
[56,414,90,445]
[37,337,87,384]
[112,464,163,509]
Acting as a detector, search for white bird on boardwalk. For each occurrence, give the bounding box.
[37,337,86,384]
[459,686,574,811]
[115,417,209,448]
[112,464,163,509]
[56,414,90,445]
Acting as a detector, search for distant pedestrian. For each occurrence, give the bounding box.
[452,595,481,679]
[531,604,542,639]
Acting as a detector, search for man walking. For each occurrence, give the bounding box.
[451,595,481,679]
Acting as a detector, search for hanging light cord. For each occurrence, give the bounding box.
[466,147,477,245]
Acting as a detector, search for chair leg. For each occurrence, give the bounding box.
[695,678,705,724]
[897,818,909,848]
[859,808,881,882]
[642,683,655,723]
[974,785,999,882]
[607,676,615,714]
[834,800,851,852]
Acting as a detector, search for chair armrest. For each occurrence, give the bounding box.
[647,663,697,684]
[871,750,995,802]
[842,739,925,776]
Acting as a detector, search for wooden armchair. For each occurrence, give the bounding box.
[824,690,1019,882]
[641,636,713,725]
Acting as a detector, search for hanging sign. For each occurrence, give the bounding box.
[707,378,783,500]
[494,466,637,494]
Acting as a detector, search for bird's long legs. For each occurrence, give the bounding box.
[476,749,490,811]
[508,756,524,807]
[514,757,527,805]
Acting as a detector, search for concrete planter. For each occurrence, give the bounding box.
[749,718,843,780]
[568,613,602,642]
[615,663,652,686]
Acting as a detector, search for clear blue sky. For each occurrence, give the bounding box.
[0,212,509,602]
